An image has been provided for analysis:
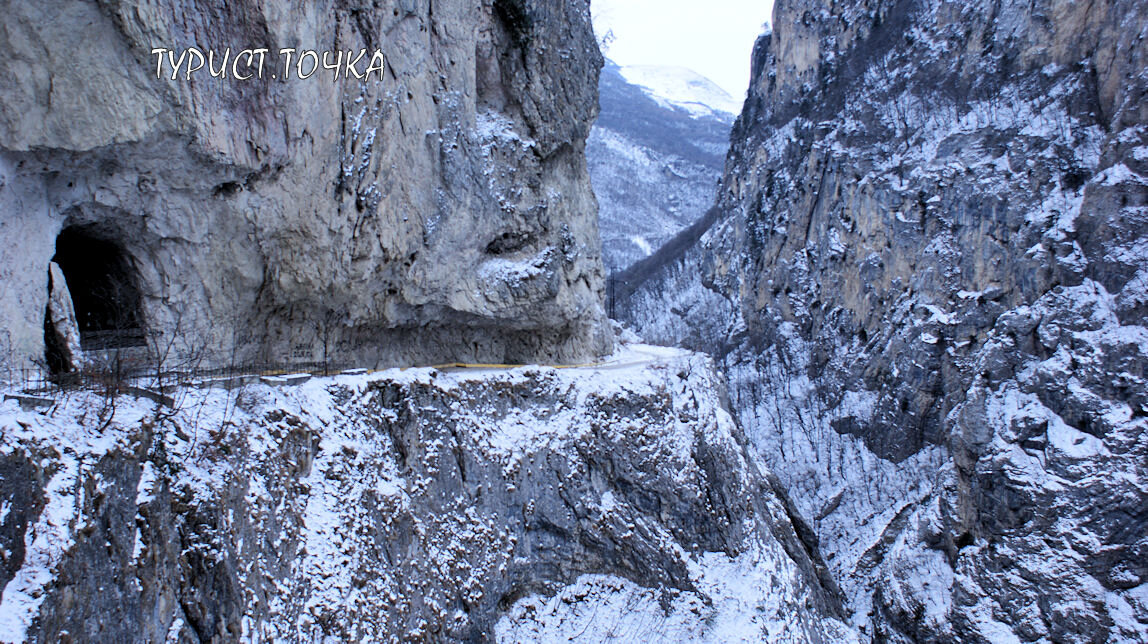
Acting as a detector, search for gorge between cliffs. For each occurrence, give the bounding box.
[1,0,1145,642]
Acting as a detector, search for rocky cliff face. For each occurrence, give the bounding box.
[0,0,611,374]
[0,346,853,642]
[619,0,1148,640]
[588,61,733,274]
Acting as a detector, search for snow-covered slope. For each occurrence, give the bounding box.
[589,61,734,274]
[618,65,743,120]
[0,343,851,641]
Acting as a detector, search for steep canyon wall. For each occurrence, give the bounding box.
[620,0,1148,640]
[0,0,612,374]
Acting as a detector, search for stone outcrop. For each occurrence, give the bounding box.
[0,0,612,374]
[43,263,84,374]
[618,0,1148,640]
[0,347,851,641]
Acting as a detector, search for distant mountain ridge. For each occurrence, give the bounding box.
[618,64,743,119]
[589,60,737,273]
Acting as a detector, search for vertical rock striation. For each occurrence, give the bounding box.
[619,0,1148,640]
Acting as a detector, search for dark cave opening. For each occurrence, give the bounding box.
[51,225,146,352]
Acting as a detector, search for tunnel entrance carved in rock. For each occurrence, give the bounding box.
[47,226,146,362]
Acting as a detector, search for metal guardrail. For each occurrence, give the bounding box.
[0,359,361,400]
[1,350,633,409]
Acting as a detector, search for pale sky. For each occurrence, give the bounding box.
[592,0,774,99]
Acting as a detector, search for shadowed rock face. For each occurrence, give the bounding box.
[710,0,1146,460]
[0,0,612,372]
[618,0,1147,639]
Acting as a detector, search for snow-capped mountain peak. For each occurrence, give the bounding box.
[617,64,742,120]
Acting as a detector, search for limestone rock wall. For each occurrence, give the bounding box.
[710,0,1145,457]
[618,0,1148,640]
[0,0,612,373]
